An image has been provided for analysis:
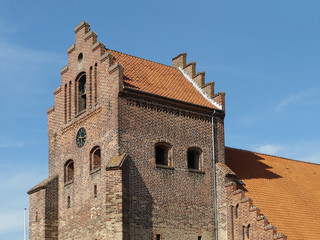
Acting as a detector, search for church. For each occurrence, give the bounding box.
[28,21,320,240]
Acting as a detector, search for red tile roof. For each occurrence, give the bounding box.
[108,49,218,109]
[226,147,320,240]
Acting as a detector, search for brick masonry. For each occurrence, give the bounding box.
[216,165,287,240]
[118,92,218,239]
[28,21,286,240]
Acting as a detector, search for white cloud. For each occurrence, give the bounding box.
[252,143,282,155]
[275,89,314,112]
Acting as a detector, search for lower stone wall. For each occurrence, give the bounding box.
[105,169,124,240]
[29,189,46,240]
[45,177,59,240]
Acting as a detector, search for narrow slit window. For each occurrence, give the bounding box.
[94,63,97,104]
[94,185,97,198]
[67,196,71,208]
[235,204,239,218]
[242,226,246,240]
[246,224,250,239]
[64,84,67,123]
[89,66,92,108]
[68,81,72,120]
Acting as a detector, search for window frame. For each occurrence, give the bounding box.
[90,146,101,173]
[75,72,87,115]
[155,142,173,168]
[64,159,74,184]
[187,147,203,172]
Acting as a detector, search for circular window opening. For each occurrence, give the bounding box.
[78,53,83,63]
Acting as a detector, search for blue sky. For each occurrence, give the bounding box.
[0,0,319,239]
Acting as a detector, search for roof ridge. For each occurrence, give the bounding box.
[106,48,176,69]
[178,67,222,110]
[226,146,320,166]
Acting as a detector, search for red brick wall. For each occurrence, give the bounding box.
[30,21,230,240]
[31,22,125,239]
[119,93,216,239]
[225,182,287,240]
[29,189,46,240]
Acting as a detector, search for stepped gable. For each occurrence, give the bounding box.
[225,182,287,240]
[107,49,221,109]
[226,147,320,240]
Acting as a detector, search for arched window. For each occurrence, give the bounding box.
[64,160,74,183]
[90,146,101,171]
[155,142,172,166]
[76,73,86,113]
[187,147,202,170]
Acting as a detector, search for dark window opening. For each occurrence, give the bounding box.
[246,224,250,239]
[90,146,101,171]
[68,81,71,120]
[94,185,97,198]
[155,143,170,166]
[235,204,239,218]
[198,236,202,240]
[35,212,38,222]
[77,74,86,113]
[94,63,97,104]
[67,196,71,208]
[64,160,74,183]
[89,66,93,108]
[64,84,67,123]
[156,234,161,240]
[78,53,83,63]
[242,226,246,240]
[187,148,201,170]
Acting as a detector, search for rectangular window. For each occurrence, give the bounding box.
[94,185,97,198]
[156,234,161,240]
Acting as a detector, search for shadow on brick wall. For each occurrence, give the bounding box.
[126,156,154,239]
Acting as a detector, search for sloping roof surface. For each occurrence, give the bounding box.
[106,153,127,170]
[27,175,58,194]
[108,49,218,109]
[225,147,320,240]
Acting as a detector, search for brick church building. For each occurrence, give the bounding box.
[28,22,320,240]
